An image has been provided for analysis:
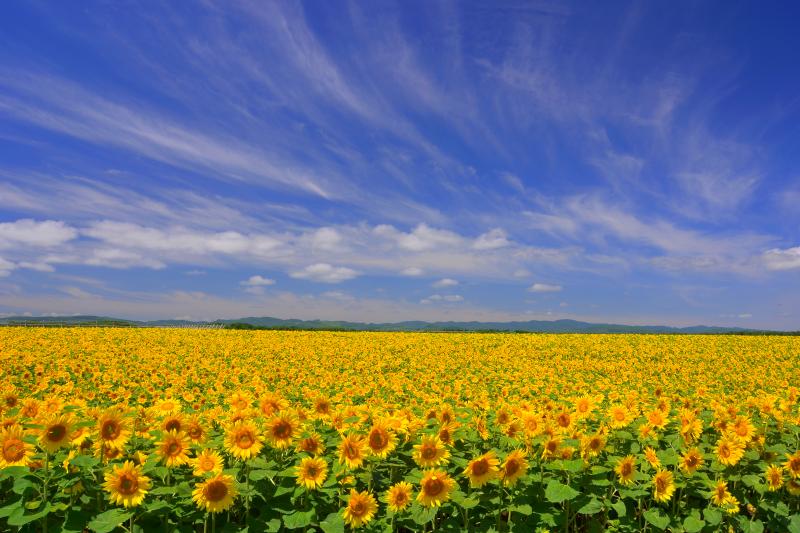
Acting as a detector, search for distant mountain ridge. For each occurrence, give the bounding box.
[0,314,784,334]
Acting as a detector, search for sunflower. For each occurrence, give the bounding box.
[730,416,756,443]
[651,469,675,503]
[785,451,800,479]
[96,409,130,451]
[646,409,668,430]
[227,391,252,411]
[0,425,34,468]
[500,450,528,486]
[103,460,151,508]
[437,422,458,445]
[161,413,184,434]
[715,436,745,467]
[185,416,206,444]
[342,489,378,528]
[338,434,367,470]
[385,481,413,512]
[224,420,264,460]
[192,449,224,477]
[295,456,328,490]
[192,474,237,513]
[607,404,633,429]
[615,455,636,486]
[580,433,606,460]
[154,398,181,415]
[412,435,450,468]
[710,480,737,510]
[296,433,325,456]
[417,469,456,507]
[265,414,298,449]
[259,393,288,417]
[463,450,500,488]
[765,465,783,491]
[541,436,561,460]
[644,446,661,469]
[554,410,573,432]
[787,478,800,496]
[157,429,191,468]
[38,414,73,453]
[366,421,397,458]
[679,448,704,475]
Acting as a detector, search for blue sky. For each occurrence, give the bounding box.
[1,1,799,327]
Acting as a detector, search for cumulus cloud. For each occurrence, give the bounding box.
[400,266,424,276]
[290,263,359,283]
[528,282,562,292]
[763,247,800,270]
[473,228,510,250]
[432,278,458,288]
[240,275,276,294]
[0,219,77,248]
[374,223,462,251]
[309,227,344,252]
[0,257,15,277]
[420,294,464,304]
[241,275,276,286]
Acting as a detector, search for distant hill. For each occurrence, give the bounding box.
[216,316,757,334]
[2,314,792,334]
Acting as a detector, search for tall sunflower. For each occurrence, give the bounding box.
[615,455,636,486]
[265,414,298,450]
[500,450,528,486]
[412,435,449,468]
[0,425,34,468]
[192,474,238,513]
[295,456,328,490]
[157,429,191,468]
[385,481,413,512]
[342,489,378,528]
[96,408,130,451]
[103,461,151,508]
[192,449,224,477]
[463,450,500,488]
[651,469,675,503]
[224,420,264,460]
[338,434,367,470]
[366,421,397,458]
[679,448,704,475]
[38,414,73,453]
[715,436,745,467]
[417,469,456,508]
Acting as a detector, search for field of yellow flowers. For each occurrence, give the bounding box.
[1,328,800,532]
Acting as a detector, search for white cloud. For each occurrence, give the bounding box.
[421,294,464,304]
[432,278,458,288]
[290,263,359,283]
[374,223,463,252]
[473,228,510,250]
[400,266,424,276]
[309,227,344,252]
[83,248,166,269]
[528,283,562,293]
[241,275,276,287]
[320,291,355,301]
[0,219,77,248]
[763,247,800,270]
[0,257,15,277]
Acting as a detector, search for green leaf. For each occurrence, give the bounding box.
[703,508,722,526]
[411,505,438,525]
[7,502,50,527]
[71,455,101,468]
[788,514,800,533]
[683,515,705,533]
[249,469,272,481]
[320,512,345,533]
[611,500,626,518]
[87,508,134,533]
[12,477,34,494]
[544,480,580,503]
[577,497,604,515]
[510,503,532,516]
[738,517,764,533]
[283,510,315,530]
[0,498,23,518]
[643,508,670,530]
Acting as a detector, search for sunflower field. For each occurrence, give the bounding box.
[1,328,800,532]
